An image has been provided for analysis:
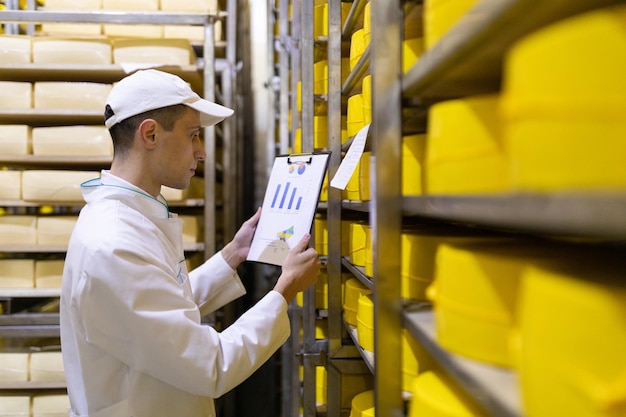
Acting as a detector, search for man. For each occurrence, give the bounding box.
[60,69,320,417]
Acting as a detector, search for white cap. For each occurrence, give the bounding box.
[104,69,234,129]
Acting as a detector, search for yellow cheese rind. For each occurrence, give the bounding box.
[35,260,64,288]
[44,0,102,8]
[0,35,32,64]
[0,353,29,381]
[0,396,31,414]
[0,81,32,109]
[29,352,65,382]
[32,394,71,417]
[37,216,78,246]
[32,37,112,64]
[160,0,217,12]
[0,125,31,155]
[163,22,223,42]
[0,170,22,200]
[113,38,192,66]
[0,259,35,288]
[32,126,113,157]
[34,82,111,110]
[22,170,98,202]
[0,215,37,245]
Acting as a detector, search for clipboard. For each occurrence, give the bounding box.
[247,152,331,266]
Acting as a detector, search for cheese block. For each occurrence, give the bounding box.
[160,176,204,201]
[37,216,78,246]
[0,125,31,155]
[44,0,102,8]
[22,170,97,202]
[34,82,111,110]
[32,394,71,417]
[164,20,223,42]
[35,260,64,288]
[113,38,192,65]
[403,38,424,74]
[356,293,374,351]
[347,93,364,138]
[29,351,65,382]
[0,81,32,108]
[0,259,35,288]
[0,215,37,245]
[0,396,30,416]
[426,94,510,194]
[403,134,427,196]
[0,35,32,64]
[102,1,159,37]
[103,0,157,9]
[314,115,328,149]
[424,0,478,50]
[32,126,113,157]
[343,278,371,326]
[41,23,103,36]
[0,353,29,381]
[350,29,366,70]
[409,371,485,417]
[502,4,626,191]
[160,0,217,12]
[32,37,112,64]
[0,170,22,200]
[104,24,164,38]
[179,215,200,244]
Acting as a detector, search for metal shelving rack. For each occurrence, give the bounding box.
[373,1,626,417]
[0,5,235,393]
[279,0,626,416]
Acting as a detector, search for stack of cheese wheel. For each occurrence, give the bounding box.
[501,4,626,192]
[518,255,626,416]
[426,94,510,194]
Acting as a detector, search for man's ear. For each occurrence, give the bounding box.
[138,118,158,150]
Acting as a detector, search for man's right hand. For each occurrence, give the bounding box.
[273,234,320,303]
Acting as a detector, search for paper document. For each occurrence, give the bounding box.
[247,152,330,266]
[330,124,369,190]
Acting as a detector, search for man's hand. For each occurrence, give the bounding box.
[273,234,320,303]
[221,207,262,270]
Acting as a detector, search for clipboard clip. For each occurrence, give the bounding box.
[287,153,313,165]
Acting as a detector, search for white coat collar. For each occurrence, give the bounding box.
[81,170,173,219]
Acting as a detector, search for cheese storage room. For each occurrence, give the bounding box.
[1,1,625,417]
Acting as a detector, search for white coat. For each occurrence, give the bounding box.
[60,171,290,417]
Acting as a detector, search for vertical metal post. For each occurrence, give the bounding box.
[223,0,239,242]
[326,0,344,415]
[371,1,404,416]
[301,1,317,415]
[278,0,291,155]
[203,18,217,258]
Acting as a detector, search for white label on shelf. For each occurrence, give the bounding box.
[330,124,369,190]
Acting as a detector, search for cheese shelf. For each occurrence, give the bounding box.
[0,289,61,298]
[345,322,374,375]
[0,198,206,207]
[0,243,205,253]
[0,154,111,169]
[0,10,226,24]
[403,307,521,417]
[341,257,372,291]
[402,0,623,102]
[402,194,626,240]
[0,63,203,88]
[338,194,626,240]
[0,108,103,126]
[0,381,66,390]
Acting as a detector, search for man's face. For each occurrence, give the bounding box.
[155,107,206,191]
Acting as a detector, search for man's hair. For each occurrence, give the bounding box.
[108,104,190,156]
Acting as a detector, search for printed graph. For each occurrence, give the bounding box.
[270,182,303,211]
